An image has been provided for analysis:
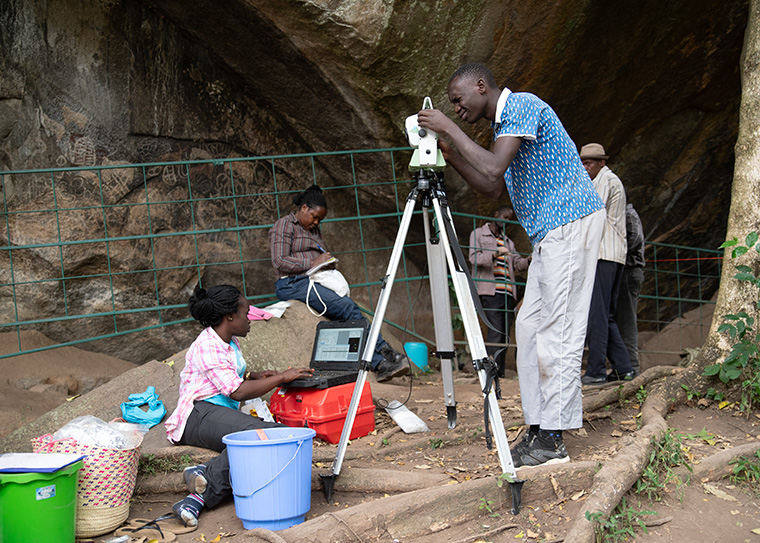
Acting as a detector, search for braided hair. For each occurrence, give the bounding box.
[293,185,327,210]
[188,284,241,328]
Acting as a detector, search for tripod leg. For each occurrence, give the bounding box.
[422,207,457,429]
[322,191,419,502]
[430,197,524,512]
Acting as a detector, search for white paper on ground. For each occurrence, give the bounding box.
[384,400,429,433]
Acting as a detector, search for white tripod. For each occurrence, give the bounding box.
[319,168,525,514]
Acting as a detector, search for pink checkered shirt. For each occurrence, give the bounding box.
[165,327,245,443]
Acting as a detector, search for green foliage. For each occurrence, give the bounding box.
[478,497,499,517]
[704,232,760,415]
[616,384,627,407]
[429,437,444,449]
[635,386,648,405]
[680,427,717,445]
[585,497,655,543]
[728,449,760,496]
[138,453,193,476]
[495,472,514,488]
[705,387,725,402]
[680,384,702,401]
[633,429,692,502]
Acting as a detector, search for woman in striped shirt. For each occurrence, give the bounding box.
[269,185,410,382]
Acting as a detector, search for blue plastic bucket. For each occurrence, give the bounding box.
[222,427,316,531]
[404,342,430,372]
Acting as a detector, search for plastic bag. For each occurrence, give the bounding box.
[306,269,351,316]
[242,397,275,422]
[120,385,166,428]
[51,415,143,450]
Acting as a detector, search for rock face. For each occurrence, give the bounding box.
[0,0,748,362]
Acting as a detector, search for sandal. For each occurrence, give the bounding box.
[114,517,177,542]
[127,513,198,535]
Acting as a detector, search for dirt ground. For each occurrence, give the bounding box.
[2,331,760,542]
[122,373,760,543]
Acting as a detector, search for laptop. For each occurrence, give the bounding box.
[283,320,370,389]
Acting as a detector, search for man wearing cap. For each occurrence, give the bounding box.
[579,143,635,385]
[417,63,605,468]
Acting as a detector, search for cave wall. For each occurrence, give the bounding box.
[0,0,748,361]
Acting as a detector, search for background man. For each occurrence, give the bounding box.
[616,203,646,376]
[579,143,635,385]
[418,63,605,468]
[469,206,531,377]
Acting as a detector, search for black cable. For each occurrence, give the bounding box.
[374,257,429,411]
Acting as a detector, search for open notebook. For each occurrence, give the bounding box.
[283,320,369,389]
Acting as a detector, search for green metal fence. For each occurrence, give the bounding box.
[0,148,721,365]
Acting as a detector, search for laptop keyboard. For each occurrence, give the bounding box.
[313,370,349,377]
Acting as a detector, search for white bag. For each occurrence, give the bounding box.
[306,269,350,316]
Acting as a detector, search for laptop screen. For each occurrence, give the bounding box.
[313,325,366,363]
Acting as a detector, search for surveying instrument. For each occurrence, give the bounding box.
[319,97,525,513]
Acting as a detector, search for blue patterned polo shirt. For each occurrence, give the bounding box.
[493,89,604,244]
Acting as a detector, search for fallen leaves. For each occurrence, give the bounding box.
[703,483,739,502]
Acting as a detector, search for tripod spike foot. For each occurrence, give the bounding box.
[320,474,337,504]
[509,480,526,515]
[446,405,457,429]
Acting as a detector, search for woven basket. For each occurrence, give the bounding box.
[32,433,142,538]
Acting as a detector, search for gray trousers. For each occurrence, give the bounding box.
[178,400,283,509]
[615,266,644,373]
[515,210,604,430]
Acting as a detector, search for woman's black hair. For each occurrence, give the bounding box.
[292,184,327,210]
[188,284,241,328]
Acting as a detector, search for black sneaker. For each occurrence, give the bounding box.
[581,374,607,386]
[173,493,204,527]
[375,350,410,382]
[510,431,536,464]
[183,465,207,495]
[513,430,569,468]
[607,370,635,382]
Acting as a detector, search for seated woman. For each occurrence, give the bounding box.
[269,185,409,382]
[164,284,313,527]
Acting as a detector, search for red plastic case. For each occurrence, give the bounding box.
[269,381,375,443]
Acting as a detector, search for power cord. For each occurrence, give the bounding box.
[374,257,430,411]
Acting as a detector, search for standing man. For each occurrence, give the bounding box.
[579,143,635,385]
[615,203,645,376]
[469,206,531,378]
[418,63,605,468]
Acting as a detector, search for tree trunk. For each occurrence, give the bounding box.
[691,0,760,376]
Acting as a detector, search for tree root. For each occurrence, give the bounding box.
[677,440,760,483]
[271,462,596,542]
[563,362,732,543]
[243,528,289,543]
[451,522,518,543]
[582,366,683,413]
